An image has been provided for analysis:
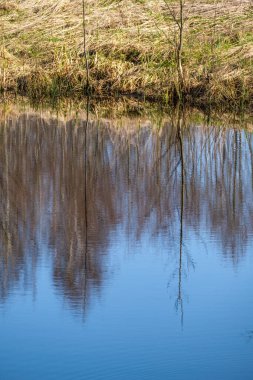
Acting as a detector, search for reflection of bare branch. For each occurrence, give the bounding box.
[0,105,252,311]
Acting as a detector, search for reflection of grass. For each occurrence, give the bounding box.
[1,96,252,132]
[0,0,252,107]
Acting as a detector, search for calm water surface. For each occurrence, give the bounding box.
[0,103,253,379]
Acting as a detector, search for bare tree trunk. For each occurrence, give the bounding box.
[82,0,90,91]
[177,0,184,96]
[163,0,185,98]
[0,16,6,91]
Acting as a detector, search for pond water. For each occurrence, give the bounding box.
[0,101,253,379]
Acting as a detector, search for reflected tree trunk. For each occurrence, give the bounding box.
[84,98,89,268]
[176,108,184,326]
[233,131,238,218]
[83,96,89,309]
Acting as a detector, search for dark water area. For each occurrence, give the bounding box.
[0,102,253,379]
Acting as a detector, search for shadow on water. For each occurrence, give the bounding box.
[0,100,253,316]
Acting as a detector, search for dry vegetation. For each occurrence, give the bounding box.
[0,0,253,107]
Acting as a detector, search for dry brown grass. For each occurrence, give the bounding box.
[0,0,252,107]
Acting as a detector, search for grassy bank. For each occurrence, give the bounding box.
[0,0,253,108]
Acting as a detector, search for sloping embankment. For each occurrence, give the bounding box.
[0,0,253,108]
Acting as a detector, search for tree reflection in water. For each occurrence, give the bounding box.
[0,104,252,314]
